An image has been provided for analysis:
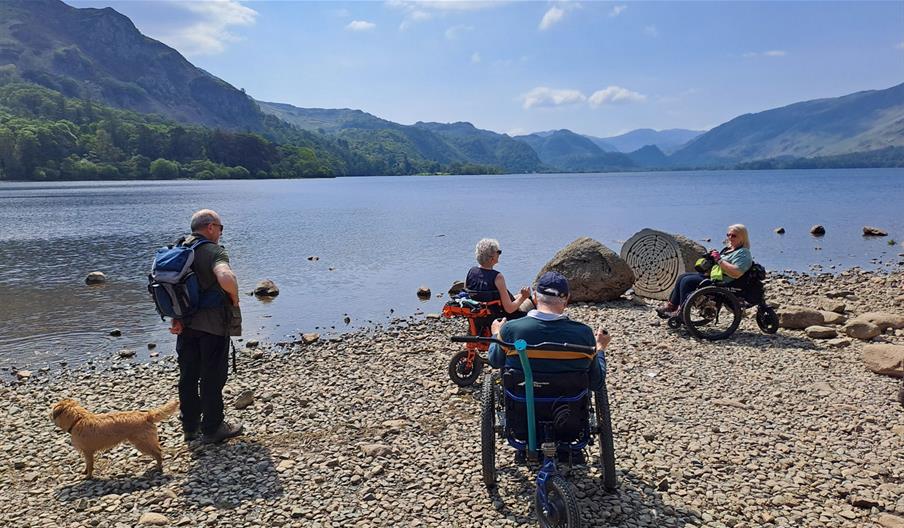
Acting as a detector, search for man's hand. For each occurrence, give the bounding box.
[519,287,530,299]
[491,318,507,336]
[595,327,611,350]
[169,319,184,335]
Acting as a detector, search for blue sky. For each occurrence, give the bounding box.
[70,1,904,137]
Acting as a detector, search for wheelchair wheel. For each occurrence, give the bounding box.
[535,475,581,528]
[480,371,497,488]
[682,286,741,341]
[594,385,617,492]
[448,349,483,386]
[667,316,682,330]
[756,306,779,334]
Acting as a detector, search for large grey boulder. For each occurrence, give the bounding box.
[538,237,634,302]
[619,229,705,301]
[777,306,824,330]
[862,344,904,378]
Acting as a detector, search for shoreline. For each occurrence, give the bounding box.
[2,269,903,527]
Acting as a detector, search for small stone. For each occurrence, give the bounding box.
[306,256,319,261]
[360,444,392,458]
[118,349,136,358]
[253,279,279,297]
[251,350,264,360]
[416,286,431,298]
[234,390,255,409]
[85,271,107,284]
[13,460,26,469]
[147,343,156,349]
[302,333,320,344]
[109,329,122,337]
[850,495,882,509]
[845,321,882,340]
[246,339,259,348]
[15,370,31,380]
[863,226,888,237]
[426,313,441,320]
[877,514,904,528]
[810,225,826,236]
[805,325,837,339]
[138,512,169,526]
[774,227,785,234]
[826,337,851,349]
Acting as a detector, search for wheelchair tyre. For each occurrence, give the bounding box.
[448,350,483,387]
[535,475,581,528]
[594,385,617,492]
[667,316,682,330]
[682,286,742,341]
[480,371,497,488]
[756,306,779,334]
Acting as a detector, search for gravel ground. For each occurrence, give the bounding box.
[2,269,903,528]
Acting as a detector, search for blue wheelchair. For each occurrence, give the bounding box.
[451,336,617,528]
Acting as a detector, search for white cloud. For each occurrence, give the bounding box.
[445,24,474,39]
[471,52,482,63]
[160,0,257,56]
[539,6,566,30]
[346,20,377,31]
[389,1,504,30]
[744,50,788,58]
[588,86,647,107]
[522,86,587,109]
[609,5,627,17]
[643,25,658,37]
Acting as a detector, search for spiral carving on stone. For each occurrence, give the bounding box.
[620,229,705,300]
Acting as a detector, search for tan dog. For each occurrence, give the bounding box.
[51,398,179,479]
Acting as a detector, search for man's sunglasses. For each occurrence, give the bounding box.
[210,223,224,232]
[496,249,502,255]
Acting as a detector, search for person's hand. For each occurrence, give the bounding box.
[595,327,611,350]
[519,287,530,299]
[491,318,506,336]
[710,250,721,262]
[169,319,183,335]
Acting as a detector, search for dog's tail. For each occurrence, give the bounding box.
[146,399,180,423]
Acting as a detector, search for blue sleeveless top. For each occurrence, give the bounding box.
[466,266,500,301]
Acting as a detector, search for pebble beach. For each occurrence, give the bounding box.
[2,269,904,528]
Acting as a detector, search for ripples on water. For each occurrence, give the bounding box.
[1,169,902,367]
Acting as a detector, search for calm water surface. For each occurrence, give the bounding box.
[1,169,903,368]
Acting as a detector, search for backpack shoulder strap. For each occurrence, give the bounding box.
[189,239,213,250]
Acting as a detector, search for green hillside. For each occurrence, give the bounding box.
[515,129,635,172]
[671,83,904,166]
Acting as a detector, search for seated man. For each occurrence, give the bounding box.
[487,271,610,462]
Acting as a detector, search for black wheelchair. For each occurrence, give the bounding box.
[663,261,779,340]
[452,336,616,528]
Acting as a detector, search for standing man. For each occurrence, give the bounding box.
[170,209,243,444]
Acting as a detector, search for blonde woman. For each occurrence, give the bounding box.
[657,224,754,317]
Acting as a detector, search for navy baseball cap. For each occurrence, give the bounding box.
[535,271,569,298]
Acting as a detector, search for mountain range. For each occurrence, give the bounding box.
[0,0,901,181]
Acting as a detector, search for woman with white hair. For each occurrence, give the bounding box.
[657,224,754,317]
[466,238,531,317]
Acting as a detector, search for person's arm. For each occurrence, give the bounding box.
[589,327,610,391]
[713,249,750,279]
[487,318,507,368]
[494,273,529,314]
[213,263,240,306]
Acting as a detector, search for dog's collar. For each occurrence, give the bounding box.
[66,417,83,433]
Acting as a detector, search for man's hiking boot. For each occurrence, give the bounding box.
[183,428,200,442]
[201,420,243,444]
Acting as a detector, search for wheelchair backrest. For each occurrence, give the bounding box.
[502,368,590,443]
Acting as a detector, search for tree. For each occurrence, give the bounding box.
[149,158,180,179]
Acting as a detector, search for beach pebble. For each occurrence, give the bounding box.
[805,325,837,339]
[774,227,785,234]
[118,349,135,358]
[85,271,107,284]
[234,390,255,409]
[417,286,431,298]
[109,329,122,337]
[253,279,280,297]
[138,512,169,525]
[863,226,888,237]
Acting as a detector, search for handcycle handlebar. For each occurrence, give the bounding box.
[450,335,596,354]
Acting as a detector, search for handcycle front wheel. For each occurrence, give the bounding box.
[480,371,497,488]
[594,385,617,492]
[756,305,779,334]
[682,286,742,341]
[536,475,581,528]
[448,349,484,386]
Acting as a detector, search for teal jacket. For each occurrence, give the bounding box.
[488,310,605,390]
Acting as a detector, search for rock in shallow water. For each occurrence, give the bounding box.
[253,279,279,297]
[85,271,107,284]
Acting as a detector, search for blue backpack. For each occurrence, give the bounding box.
[147,239,222,320]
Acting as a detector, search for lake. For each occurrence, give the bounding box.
[1,168,903,368]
